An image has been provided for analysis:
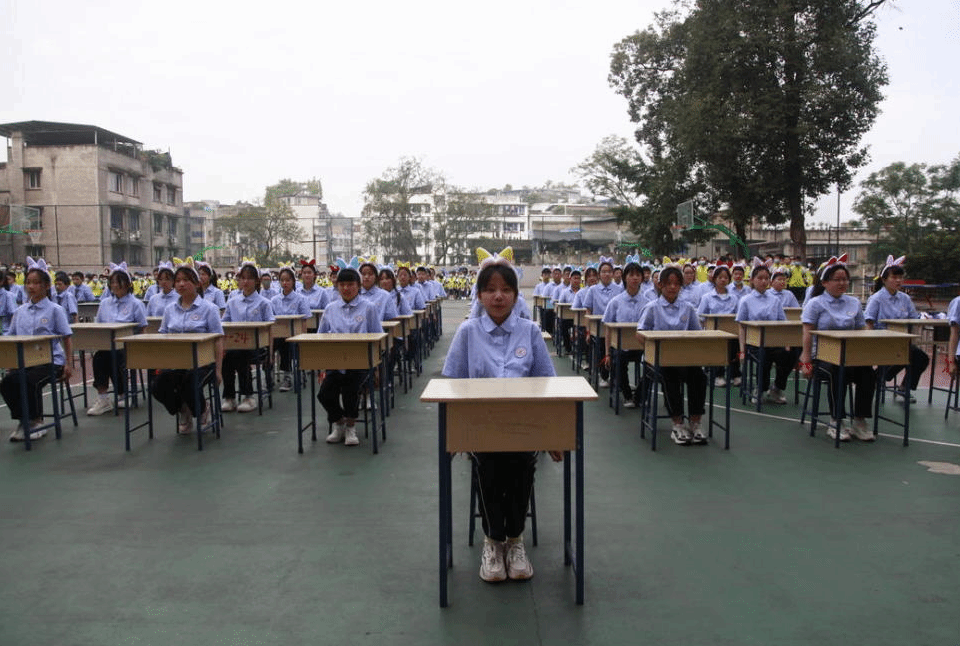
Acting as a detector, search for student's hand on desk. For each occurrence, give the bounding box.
[548,451,563,462]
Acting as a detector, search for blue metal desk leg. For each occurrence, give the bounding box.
[296,344,304,454]
[192,345,203,451]
[18,346,31,451]
[575,401,584,605]
[438,403,451,608]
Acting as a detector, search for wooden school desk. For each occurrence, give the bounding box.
[570,307,588,373]
[701,313,739,335]
[880,318,951,404]
[71,322,141,412]
[222,320,274,414]
[784,307,803,322]
[288,332,387,455]
[393,314,415,393]
[380,320,401,408]
[310,309,324,332]
[420,376,597,607]
[533,294,546,323]
[809,330,918,447]
[117,333,222,451]
[739,320,802,411]
[554,302,573,357]
[606,321,644,414]
[636,330,737,450]
[143,316,163,335]
[77,302,99,322]
[0,335,61,451]
[412,309,427,365]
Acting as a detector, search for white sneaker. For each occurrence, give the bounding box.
[764,388,787,404]
[199,404,212,431]
[505,537,534,580]
[279,373,293,392]
[116,397,127,409]
[177,414,193,435]
[732,377,742,386]
[28,426,47,441]
[849,418,875,442]
[344,425,359,446]
[580,360,590,371]
[479,538,507,582]
[86,397,113,416]
[826,420,850,442]
[598,379,610,388]
[236,396,257,413]
[623,400,637,409]
[714,376,727,388]
[8,427,25,442]
[690,421,707,444]
[325,422,346,443]
[221,398,237,412]
[671,422,693,445]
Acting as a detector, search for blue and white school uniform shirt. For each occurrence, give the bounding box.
[729,282,752,300]
[584,282,622,315]
[864,289,917,329]
[697,290,739,316]
[360,285,399,321]
[96,292,147,328]
[6,297,73,365]
[202,285,227,309]
[771,288,801,308]
[222,291,275,323]
[637,295,702,332]
[801,293,865,357]
[602,289,647,324]
[159,298,224,335]
[71,282,96,303]
[54,289,79,319]
[259,284,280,301]
[271,290,311,318]
[677,282,702,309]
[146,289,178,317]
[318,296,383,334]
[736,290,786,323]
[0,289,18,331]
[297,284,329,311]
[442,311,555,379]
[399,284,426,312]
[470,295,532,320]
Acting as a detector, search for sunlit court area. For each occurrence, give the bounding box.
[2,0,960,644]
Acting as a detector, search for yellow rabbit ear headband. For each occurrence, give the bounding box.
[476,246,515,269]
[172,256,200,281]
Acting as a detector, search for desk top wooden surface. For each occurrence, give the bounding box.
[604,322,639,331]
[394,314,414,321]
[311,309,324,315]
[584,314,603,323]
[739,320,802,329]
[222,321,273,331]
[880,318,950,327]
[420,376,597,403]
[116,333,222,344]
[287,332,387,344]
[412,309,426,316]
[274,314,309,321]
[71,322,140,332]
[0,334,58,344]
[811,329,917,341]
[637,330,736,341]
[701,313,735,320]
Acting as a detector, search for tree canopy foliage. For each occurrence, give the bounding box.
[217,179,307,266]
[602,0,889,257]
[362,157,442,260]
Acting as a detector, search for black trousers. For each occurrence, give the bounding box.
[471,451,537,542]
[92,349,127,394]
[1,364,63,422]
[560,319,574,352]
[883,344,929,391]
[272,338,292,372]
[318,369,366,423]
[755,347,799,392]
[661,366,707,418]
[617,349,643,402]
[821,364,876,419]
[541,309,555,335]
[150,367,214,417]
[222,349,254,399]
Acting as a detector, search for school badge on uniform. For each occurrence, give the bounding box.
[515,347,527,358]
[355,315,364,323]
[41,318,48,324]
[191,314,200,320]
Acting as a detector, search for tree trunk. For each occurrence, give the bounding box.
[782,1,807,259]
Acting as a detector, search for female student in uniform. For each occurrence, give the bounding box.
[152,260,224,435]
[637,265,707,445]
[735,260,794,404]
[146,263,178,316]
[221,262,274,413]
[602,261,647,408]
[698,265,741,387]
[442,253,557,582]
[864,256,929,400]
[317,268,383,447]
[2,257,73,442]
[359,261,399,321]
[86,262,148,416]
[53,271,79,323]
[947,293,960,379]
[799,256,876,442]
[297,260,329,312]
[270,266,311,392]
[770,267,801,308]
[197,262,226,310]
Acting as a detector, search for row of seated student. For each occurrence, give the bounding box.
[1,256,438,444]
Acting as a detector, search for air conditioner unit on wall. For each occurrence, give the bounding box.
[168,236,177,246]
[131,230,141,241]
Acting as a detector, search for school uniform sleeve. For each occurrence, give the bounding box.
[526,320,556,378]
[441,323,471,378]
[365,302,383,333]
[637,300,656,331]
[382,294,399,320]
[801,295,823,325]
[948,296,960,325]
[864,292,880,323]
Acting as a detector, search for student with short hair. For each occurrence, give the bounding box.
[221,262,274,413]
[270,266,310,392]
[736,260,793,404]
[53,271,79,323]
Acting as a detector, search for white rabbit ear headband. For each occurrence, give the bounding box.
[26,256,49,273]
[751,256,774,270]
[157,260,175,274]
[818,253,848,281]
[108,261,132,280]
[878,254,906,279]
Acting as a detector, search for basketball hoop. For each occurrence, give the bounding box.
[670,225,686,241]
[27,229,42,245]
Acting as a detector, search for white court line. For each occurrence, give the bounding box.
[708,398,960,449]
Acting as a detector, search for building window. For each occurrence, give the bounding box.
[167,218,177,237]
[110,171,124,193]
[155,248,166,265]
[167,186,177,205]
[128,211,140,232]
[129,176,140,196]
[26,245,44,258]
[110,207,125,230]
[153,212,164,234]
[130,247,143,265]
[153,183,163,202]
[111,246,125,264]
[27,206,43,230]
[24,169,41,189]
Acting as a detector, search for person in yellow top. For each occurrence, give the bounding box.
[786,255,811,304]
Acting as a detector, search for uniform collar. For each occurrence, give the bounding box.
[481,310,516,333]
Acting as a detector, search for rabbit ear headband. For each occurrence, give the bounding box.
[476,246,515,269]
[818,253,848,280]
[174,256,200,282]
[624,252,640,265]
[108,261,131,280]
[26,256,48,273]
[157,260,175,274]
[238,257,257,273]
[879,254,906,278]
[752,256,774,270]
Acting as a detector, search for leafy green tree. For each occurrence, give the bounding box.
[362,157,443,260]
[218,180,306,266]
[431,187,496,265]
[608,0,890,258]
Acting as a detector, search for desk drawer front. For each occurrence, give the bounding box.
[818,337,910,367]
[0,342,52,369]
[648,338,730,367]
[297,343,381,370]
[445,401,576,452]
[125,341,216,370]
[745,326,801,348]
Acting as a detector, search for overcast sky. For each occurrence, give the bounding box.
[2,0,957,225]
